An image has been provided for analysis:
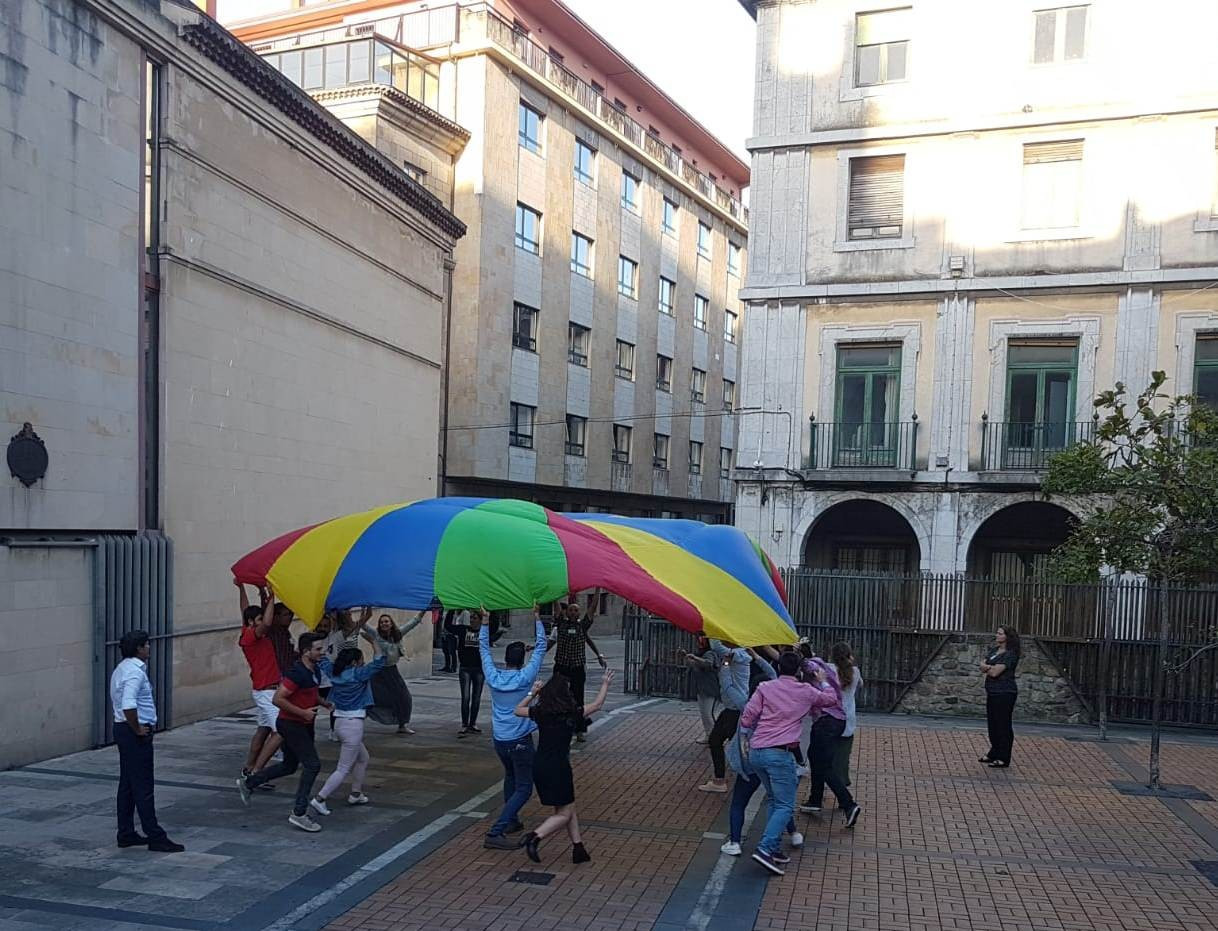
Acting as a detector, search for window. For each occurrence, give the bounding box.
[662,197,678,235]
[688,441,704,475]
[691,367,707,404]
[724,309,738,344]
[855,8,910,87]
[697,222,712,258]
[591,80,605,94]
[723,379,736,411]
[1211,129,1218,218]
[574,140,596,186]
[565,414,587,457]
[615,340,635,380]
[509,403,535,449]
[515,203,541,253]
[656,354,673,392]
[518,102,543,154]
[1022,140,1083,230]
[653,433,670,470]
[512,302,538,351]
[1033,5,1088,64]
[1195,336,1218,409]
[613,424,632,463]
[403,160,427,185]
[720,446,733,478]
[693,294,708,330]
[848,155,905,240]
[658,277,676,316]
[835,343,901,466]
[613,97,628,112]
[548,46,565,65]
[728,242,741,277]
[617,256,638,299]
[568,323,590,367]
[621,172,640,212]
[571,232,593,277]
[1003,340,1078,465]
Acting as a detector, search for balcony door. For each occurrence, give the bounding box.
[1004,341,1077,468]
[835,344,901,467]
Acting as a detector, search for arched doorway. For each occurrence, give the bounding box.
[966,501,1077,579]
[803,499,922,573]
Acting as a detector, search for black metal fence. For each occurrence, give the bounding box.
[622,570,1218,727]
[806,419,919,471]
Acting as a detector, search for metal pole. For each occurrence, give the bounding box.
[1097,581,1113,741]
[1148,579,1169,790]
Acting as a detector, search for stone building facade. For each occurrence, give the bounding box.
[1,0,462,767]
[736,0,1218,579]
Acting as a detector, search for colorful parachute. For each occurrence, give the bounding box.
[230,497,794,646]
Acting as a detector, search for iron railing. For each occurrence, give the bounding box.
[979,417,1097,470]
[807,418,919,470]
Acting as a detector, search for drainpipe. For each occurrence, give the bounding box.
[438,257,456,497]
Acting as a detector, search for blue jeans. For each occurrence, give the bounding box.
[750,746,798,855]
[489,734,535,835]
[729,773,796,844]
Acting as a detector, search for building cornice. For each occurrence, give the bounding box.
[181,17,466,239]
[311,84,471,156]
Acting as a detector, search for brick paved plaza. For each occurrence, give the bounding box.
[1,646,1216,931]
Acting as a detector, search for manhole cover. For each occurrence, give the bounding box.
[509,871,555,886]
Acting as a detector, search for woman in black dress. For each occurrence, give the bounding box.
[514,667,614,864]
[980,625,1021,768]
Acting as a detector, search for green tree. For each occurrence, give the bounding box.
[1043,372,1218,788]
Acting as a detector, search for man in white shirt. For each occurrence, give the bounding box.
[110,630,184,852]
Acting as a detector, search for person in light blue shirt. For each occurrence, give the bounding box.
[698,639,753,792]
[109,630,184,853]
[480,606,546,849]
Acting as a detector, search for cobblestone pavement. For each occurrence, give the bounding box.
[1,637,1217,931]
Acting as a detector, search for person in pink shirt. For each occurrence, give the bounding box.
[739,651,862,876]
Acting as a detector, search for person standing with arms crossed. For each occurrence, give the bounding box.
[980,626,1021,768]
[548,599,606,744]
[481,606,547,849]
[111,630,185,852]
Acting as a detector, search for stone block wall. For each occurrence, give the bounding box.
[893,633,1089,724]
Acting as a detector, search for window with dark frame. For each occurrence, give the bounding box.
[656,354,673,392]
[617,255,638,299]
[691,367,707,404]
[848,155,905,240]
[662,197,678,234]
[688,440,703,475]
[728,242,741,276]
[724,309,738,343]
[574,140,596,186]
[720,446,733,479]
[697,221,712,258]
[621,171,640,212]
[565,413,586,457]
[693,294,709,330]
[515,203,541,253]
[568,323,591,367]
[653,433,670,470]
[658,277,675,316]
[723,379,736,412]
[509,402,535,449]
[512,302,538,351]
[1195,336,1218,409]
[518,101,543,154]
[571,232,593,277]
[615,339,636,380]
[613,424,632,463]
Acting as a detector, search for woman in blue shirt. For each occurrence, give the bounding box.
[309,638,385,815]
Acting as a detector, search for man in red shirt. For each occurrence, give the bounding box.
[238,632,331,832]
[237,582,283,780]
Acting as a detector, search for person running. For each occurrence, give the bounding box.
[447,608,500,736]
[547,599,607,743]
[697,639,752,793]
[515,668,614,864]
[309,638,385,815]
[980,626,1020,768]
[797,651,859,822]
[362,611,424,735]
[742,650,854,876]
[237,582,283,783]
[681,635,720,744]
[829,642,862,794]
[482,606,547,850]
[110,630,185,852]
[237,632,331,833]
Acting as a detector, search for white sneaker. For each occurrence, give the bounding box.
[720,840,742,856]
[789,831,804,848]
[309,797,331,816]
[795,765,810,778]
[288,812,322,833]
[347,792,370,806]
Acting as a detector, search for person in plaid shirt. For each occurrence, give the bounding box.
[546,597,606,743]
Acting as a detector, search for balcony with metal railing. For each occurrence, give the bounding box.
[805,417,920,473]
[979,416,1098,471]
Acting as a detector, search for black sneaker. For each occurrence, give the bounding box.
[771,850,791,865]
[751,848,785,876]
[844,805,862,828]
[504,819,525,835]
[797,800,821,813]
[148,838,185,853]
[116,833,148,848]
[483,834,521,850]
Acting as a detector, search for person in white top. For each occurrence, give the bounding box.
[109,630,184,853]
[828,641,862,796]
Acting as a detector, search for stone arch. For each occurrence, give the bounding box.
[964,500,1081,578]
[800,497,925,574]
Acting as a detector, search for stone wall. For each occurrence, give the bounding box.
[893,634,1089,724]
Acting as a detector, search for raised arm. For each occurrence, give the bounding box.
[747,648,777,681]
[514,680,541,717]
[236,580,250,616]
[522,611,547,678]
[398,610,426,638]
[479,621,495,678]
[582,669,615,716]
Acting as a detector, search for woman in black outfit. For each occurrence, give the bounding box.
[514,668,614,864]
[980,625,1020,768]
[446,608,500,736]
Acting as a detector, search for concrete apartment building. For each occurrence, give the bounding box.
[735,0,1218,578]
[221,0,751,522]
[1,0,462,767]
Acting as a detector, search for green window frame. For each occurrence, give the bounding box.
[834,343,901,466]
[1195,335,1218,409]
[1003,340,1078,462]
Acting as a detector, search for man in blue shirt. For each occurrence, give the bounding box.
[109,630,184,852]
[480,607,546,850]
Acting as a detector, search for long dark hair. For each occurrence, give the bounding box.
[998,625,1022,656]
[534,673,580,717]
[377,614,401,643]
[331,647,363,678]
[830,641,855,688]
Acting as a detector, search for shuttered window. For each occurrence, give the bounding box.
[1021,140,1083,230]
[847,155,905,240]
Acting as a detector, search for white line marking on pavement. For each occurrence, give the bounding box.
[687,790,764,931]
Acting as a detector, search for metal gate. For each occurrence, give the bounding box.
[622,605,699,699]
